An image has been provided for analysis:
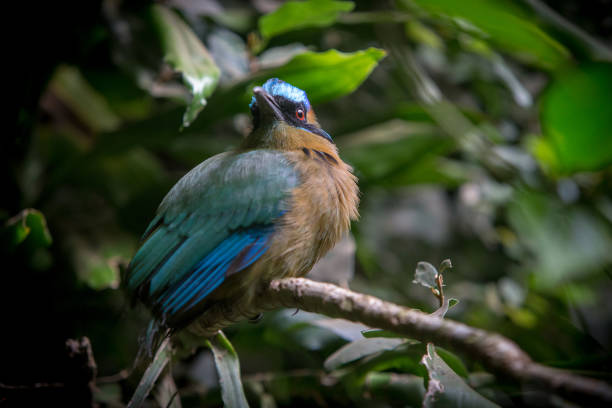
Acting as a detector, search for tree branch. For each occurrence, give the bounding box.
[189,277,612,407]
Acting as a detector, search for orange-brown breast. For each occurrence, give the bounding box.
[203,125,358,313]
[254,136,359,283]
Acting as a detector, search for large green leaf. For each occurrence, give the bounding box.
[151,5,220,128]
[207,331,250,408]
[406,0,570,69]
[256,48,386,105]
[535,62,612,174]
[421,343,500,407]
[259,0,354,39]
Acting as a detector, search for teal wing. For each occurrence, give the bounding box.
[125,150,300,328]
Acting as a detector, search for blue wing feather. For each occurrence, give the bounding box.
[160,225,273,315]
[125,150,299,327]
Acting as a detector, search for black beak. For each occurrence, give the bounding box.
[253,86,283,121]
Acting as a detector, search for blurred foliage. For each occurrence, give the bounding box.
[259,0,354,40]
[4,0,612,407]
[535,62,612,173]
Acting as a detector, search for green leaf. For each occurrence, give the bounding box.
[151,4,220,128]
[421,343,500,407]
[536,62,612,173]
[434,347,468,378]
[206,331,250,408]
[258,48,386,105]
[324,338,405,370]
[259,0,354,39]
[407,0,570,69]
[413,261,439,289]
[5,209,53,250]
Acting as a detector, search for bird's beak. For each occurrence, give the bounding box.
[253,86,283,121]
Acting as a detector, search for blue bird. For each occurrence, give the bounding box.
[125,78,359,336]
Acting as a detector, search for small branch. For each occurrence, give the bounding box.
[189,278,612,407]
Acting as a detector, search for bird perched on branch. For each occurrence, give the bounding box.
[125,78,359,340]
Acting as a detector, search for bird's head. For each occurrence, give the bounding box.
[244,78,334,151]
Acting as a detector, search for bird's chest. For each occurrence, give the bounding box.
[262,149,359,278]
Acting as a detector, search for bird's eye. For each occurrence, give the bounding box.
[296,108,305,121]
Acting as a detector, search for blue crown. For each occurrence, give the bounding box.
[250,78,311,110]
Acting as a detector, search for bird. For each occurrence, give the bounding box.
[125,78,359,342]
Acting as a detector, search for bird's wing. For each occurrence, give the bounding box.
[125,150,300,326]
